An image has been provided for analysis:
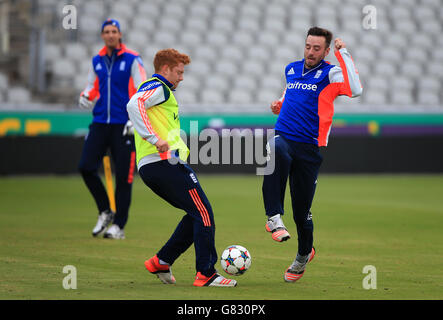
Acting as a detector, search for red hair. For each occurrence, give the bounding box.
[153,48,191,72]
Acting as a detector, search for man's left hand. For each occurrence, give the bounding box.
[334,38,346,52]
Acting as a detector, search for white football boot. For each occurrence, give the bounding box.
[265,214,291,242]
[284,247,316,282]
[104,224,125,239]
[92,210,115,237]
[193,272,237,287]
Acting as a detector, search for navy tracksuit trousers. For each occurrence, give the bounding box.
[78,122,136,229]
[262,132,323,256]
[139,160,217,277]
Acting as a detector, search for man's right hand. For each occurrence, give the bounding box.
[79,94,94,109]
[270,100,282,115]
[155,138,170,153]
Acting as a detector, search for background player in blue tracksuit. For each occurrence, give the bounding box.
[263,27,362,282]
[78,19,146,239]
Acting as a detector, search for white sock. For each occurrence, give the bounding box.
[158,258,169,266]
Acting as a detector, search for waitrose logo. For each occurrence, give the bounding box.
[286,81,318,91]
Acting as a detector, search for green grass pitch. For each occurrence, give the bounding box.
[0,174,442,300]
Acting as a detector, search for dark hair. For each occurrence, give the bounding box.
[307,27,333,47]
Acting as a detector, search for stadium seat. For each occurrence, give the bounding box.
[64,43,89,62]
[367,76,389,90]
[239,4,262,19]
[257,31,281,47]
[159,17,183,33]
[341,18,362,31]
[353,47,376,63]
[0,72,7,87]
[420,20,441,34]
[201,89,225,104]
[180,31,203,46]
[233,76,257,91]
[211,18,235,33]
[127,30,150,47]
[185,19,209,34]
[341,5,360,19]
[220,46,244,61]
[431,49,443,62]
[7,87,31,104]
[282,32,305,48]
[374,62,397,77]
[232,31,255,48]
[263,19,286,33]
[163,3,187,19]
[44,44,62,64]
[237,18,260,33]
[52,59,76,77]
[414,6,435,20]
[180,74,201,91]
[392,77,414,92]
[364,89,388,105]
[394,19,418,34]
[256,89,279,105]
[260,75,285,93]
[390,6,411,20]
[193,46,218,63]
[289,16,312,33]
[137,2,161,17]
[390,91,414,105]
[267,60,288,77]
[174,90,198,104]
[355,62,370,78]
[214,60,238,77]
[153,31,177,47]
[387,33,408,49]
[246,45,271,62]
[418,91,440,105]
[241,60,267,78]
[227,89,253,104]
[359,33,384,49]
[132,16,156,32]
[110,3,134,20]
[427,63,443,78]
[205,31,229,47]
[78,15,102,43]
[405,47,428,63]
[79,60,91,75]
[213,4,236,19]
[74,74,87,91]
[265,4,287,19]
[378,47,402,62]
[188,60,212,77]
[189,3,212,19]
[418,77,440,92]
[205,75,230,92]
[274,46,296,61]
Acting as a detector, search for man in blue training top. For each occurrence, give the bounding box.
[263,27,362,282]
[78,19,146,239]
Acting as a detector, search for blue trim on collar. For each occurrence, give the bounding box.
[152,74,174,90]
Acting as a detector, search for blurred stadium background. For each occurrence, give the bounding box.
[0,0,443,173]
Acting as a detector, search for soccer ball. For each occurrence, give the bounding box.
[220,245,252,276]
